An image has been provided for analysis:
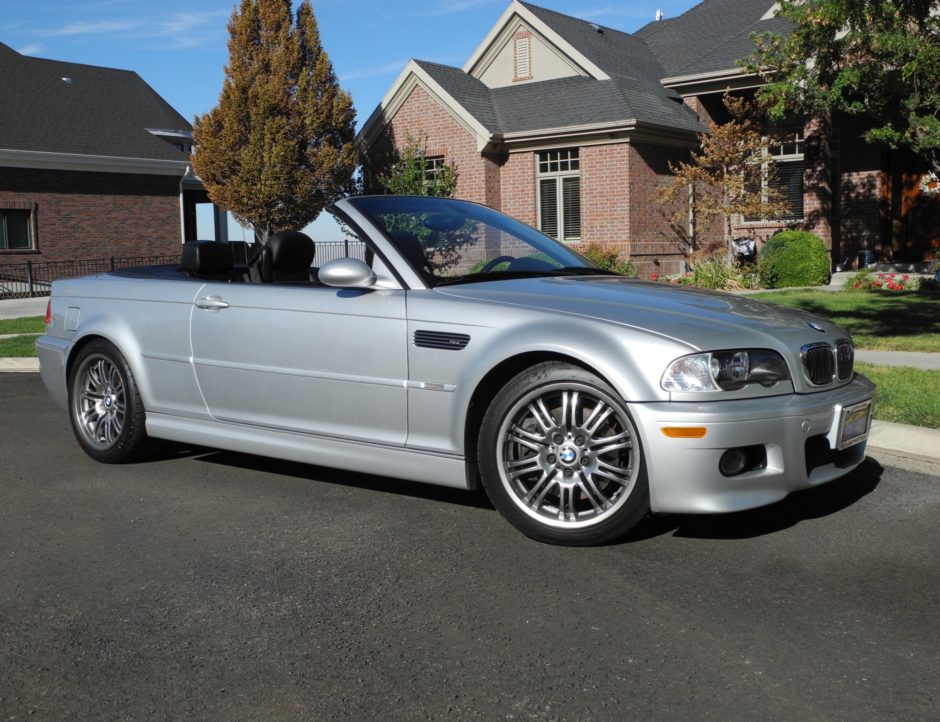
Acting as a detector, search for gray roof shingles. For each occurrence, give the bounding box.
[0,42,191,162]
[634,0,790,77]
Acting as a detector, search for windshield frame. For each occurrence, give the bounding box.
[345,195,603,288]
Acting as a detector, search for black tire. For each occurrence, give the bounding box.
[478,362,649,546]
[68,339,149,463]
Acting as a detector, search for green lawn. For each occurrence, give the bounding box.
[857,363,940,429]
[750,289,940,352]
[0,316,44,334]
[0,335,38,357]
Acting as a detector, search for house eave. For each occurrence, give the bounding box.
[661,67,766,96]
[494,120,700,151]
[356,60,496,153]
[462,0,610,81]
[0,148,192,175]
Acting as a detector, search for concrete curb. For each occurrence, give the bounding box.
[867,420,940,465]
[0,357,39,373]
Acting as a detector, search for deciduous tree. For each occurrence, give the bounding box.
[192,0,357,242]
[750,0,940,175]
[376,133,459,198]
[658,95,790,260]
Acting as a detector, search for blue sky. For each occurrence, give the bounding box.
[3,0,701,128]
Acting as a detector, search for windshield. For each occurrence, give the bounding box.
[347,196,601,286]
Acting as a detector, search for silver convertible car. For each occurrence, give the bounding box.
[38,196,875,545]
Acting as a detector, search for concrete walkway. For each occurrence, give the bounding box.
[0,296,47,319]
[855,350,940,370]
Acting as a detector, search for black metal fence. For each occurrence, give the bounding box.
[0,254,178,300]
[0,241,370,300]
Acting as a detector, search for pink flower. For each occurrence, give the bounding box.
[903,275,910,281]
[650,273,659,281]
[890,273,896,278]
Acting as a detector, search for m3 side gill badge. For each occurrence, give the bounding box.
[808,322,826,333]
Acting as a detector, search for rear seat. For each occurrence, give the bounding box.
[181,241,237,281]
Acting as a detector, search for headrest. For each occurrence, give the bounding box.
[181,241,234,274]
[266,231,315,271]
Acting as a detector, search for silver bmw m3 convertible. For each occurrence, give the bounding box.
[38,196,875,545]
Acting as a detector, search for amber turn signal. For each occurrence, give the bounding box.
[661,426,708,439]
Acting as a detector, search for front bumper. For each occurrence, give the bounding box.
[629,374,876,514]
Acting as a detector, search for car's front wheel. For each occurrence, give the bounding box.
[68,339,149,463]
[479,362,649,546]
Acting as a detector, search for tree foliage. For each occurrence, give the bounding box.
[377,133,459,198]
[192,0,357,241]
[749,0,940,174]
[658,95,790,259]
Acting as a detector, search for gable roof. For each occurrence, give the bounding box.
[0,42,192,167]
[635,0,791,79]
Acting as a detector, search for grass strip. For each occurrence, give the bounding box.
[0,316,44,335]
[0,335,38,358]
[750,289,940,352]
[857,363,940,430]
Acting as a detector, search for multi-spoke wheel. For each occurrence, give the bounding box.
[479,362,648,546]
[68,339,149,463]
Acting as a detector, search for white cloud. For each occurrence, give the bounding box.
[339,59,410,82]
[36,10,229,49]
[415,0,500,17]
[16,43,43,55]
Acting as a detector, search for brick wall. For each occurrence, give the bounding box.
[0,167,181,263]
[580,143,631,247]
[626,143,692,276]
[373,84,492,205]
[500,151,536,225]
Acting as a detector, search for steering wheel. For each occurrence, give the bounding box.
[479,255,515,273]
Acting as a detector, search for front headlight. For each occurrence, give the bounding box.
[661,350,790,392]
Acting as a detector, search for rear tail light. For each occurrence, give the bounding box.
[44,300,52,326]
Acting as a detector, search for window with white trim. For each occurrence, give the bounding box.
[0,209,32,250]
[537,149,580,242]
[746,127,804,221]
[424,156,445,184]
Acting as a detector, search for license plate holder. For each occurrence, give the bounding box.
[837,400,872,450]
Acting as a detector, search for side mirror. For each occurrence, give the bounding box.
[318,257,377,289]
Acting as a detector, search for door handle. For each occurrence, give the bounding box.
[195,295,230,310]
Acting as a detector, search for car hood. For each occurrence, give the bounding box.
[435,276,849,354]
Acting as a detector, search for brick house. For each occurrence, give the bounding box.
[358,0,939,276]
[0,42,224,265]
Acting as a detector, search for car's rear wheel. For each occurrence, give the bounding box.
[479,362,649,546]
[68,339,148,463]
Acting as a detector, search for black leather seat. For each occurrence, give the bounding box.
[246,231,316,283]
[181,241,235,281]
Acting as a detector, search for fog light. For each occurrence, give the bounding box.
[719,449,748,476]
[719,445,767,477]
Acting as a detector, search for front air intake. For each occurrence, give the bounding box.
[836,339,854,380]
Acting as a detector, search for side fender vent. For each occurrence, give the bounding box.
[414,330,470,351]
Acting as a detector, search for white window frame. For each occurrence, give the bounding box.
[744,127,805,223]
[536,148,581,242]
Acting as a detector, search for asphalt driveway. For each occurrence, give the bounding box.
[1,374,938,721]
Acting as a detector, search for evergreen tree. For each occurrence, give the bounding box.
[192,0,357,242]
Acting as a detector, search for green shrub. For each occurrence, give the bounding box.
[690,254,737,290]
[580,243,638,277]
[758,230,831,288]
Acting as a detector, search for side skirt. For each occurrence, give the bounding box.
[146,413,470,490]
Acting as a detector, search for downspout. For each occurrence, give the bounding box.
[178,164,191,244]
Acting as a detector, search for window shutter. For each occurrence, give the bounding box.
[776,161,804,219]
[514,35,531,79]
[562,177,581,240]
[539,178,558,238]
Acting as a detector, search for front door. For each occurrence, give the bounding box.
[190,283,408,446]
